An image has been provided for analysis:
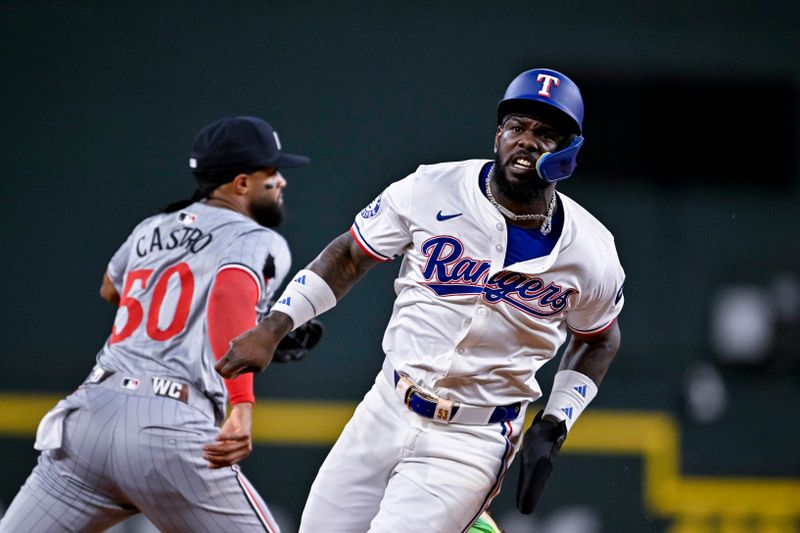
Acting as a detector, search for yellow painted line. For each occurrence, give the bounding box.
[251,401,355,445]
[0,394,798,523]
[670,478,800,517]
[0,393,356,445]
[0,393,62,436]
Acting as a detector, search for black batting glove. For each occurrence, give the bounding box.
[272,318,324,363]
[516,409,568,514]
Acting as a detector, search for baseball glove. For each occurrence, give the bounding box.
[516,409,568,514]
[273,318,324,363]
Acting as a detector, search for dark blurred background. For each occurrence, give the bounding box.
[1,1,798,532]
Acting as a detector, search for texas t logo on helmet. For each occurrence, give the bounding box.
[497,68,585,183]
[536,73,560,97]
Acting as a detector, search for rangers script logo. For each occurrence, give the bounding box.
[418,236,576,317]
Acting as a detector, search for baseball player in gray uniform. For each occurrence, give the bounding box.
[217,68,625,532]
[0,116,310,532]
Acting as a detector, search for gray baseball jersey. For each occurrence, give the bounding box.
[0,202,289,533]
[100,201,290,418]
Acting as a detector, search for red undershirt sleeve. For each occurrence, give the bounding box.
[207,267,261,405]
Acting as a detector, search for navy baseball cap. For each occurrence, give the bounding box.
[189,116,310,173]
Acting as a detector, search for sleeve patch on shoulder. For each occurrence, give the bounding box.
[359,194,382,219]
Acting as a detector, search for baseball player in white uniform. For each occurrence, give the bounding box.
[0,116,311,532]
[217,68,625,532]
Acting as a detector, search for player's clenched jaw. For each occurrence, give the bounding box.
[493,113,565,202]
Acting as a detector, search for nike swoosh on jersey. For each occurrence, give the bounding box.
[436,210,463,221]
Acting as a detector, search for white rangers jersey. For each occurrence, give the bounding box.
[98,202,291,414]
[351,159,625,406]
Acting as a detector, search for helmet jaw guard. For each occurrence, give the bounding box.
[498,68,585,182]
[535,136,584,183]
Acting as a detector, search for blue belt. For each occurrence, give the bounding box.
[393,371,520,424]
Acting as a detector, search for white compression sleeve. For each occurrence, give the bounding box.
[542,370,598,432]
[270,269,336,330]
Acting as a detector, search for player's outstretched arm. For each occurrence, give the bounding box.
[305,230,381,300]
[517,321,621,514]
[216,231,379,378]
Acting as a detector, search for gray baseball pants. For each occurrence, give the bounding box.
[0,376,279,533]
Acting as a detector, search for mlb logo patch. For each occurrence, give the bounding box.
[121,378,141,390]
[178,211,198,225]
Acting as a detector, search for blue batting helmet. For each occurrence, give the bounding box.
[497,68,584,135]
[497,68,585,182]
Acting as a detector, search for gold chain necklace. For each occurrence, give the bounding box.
[485,165,556,235]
